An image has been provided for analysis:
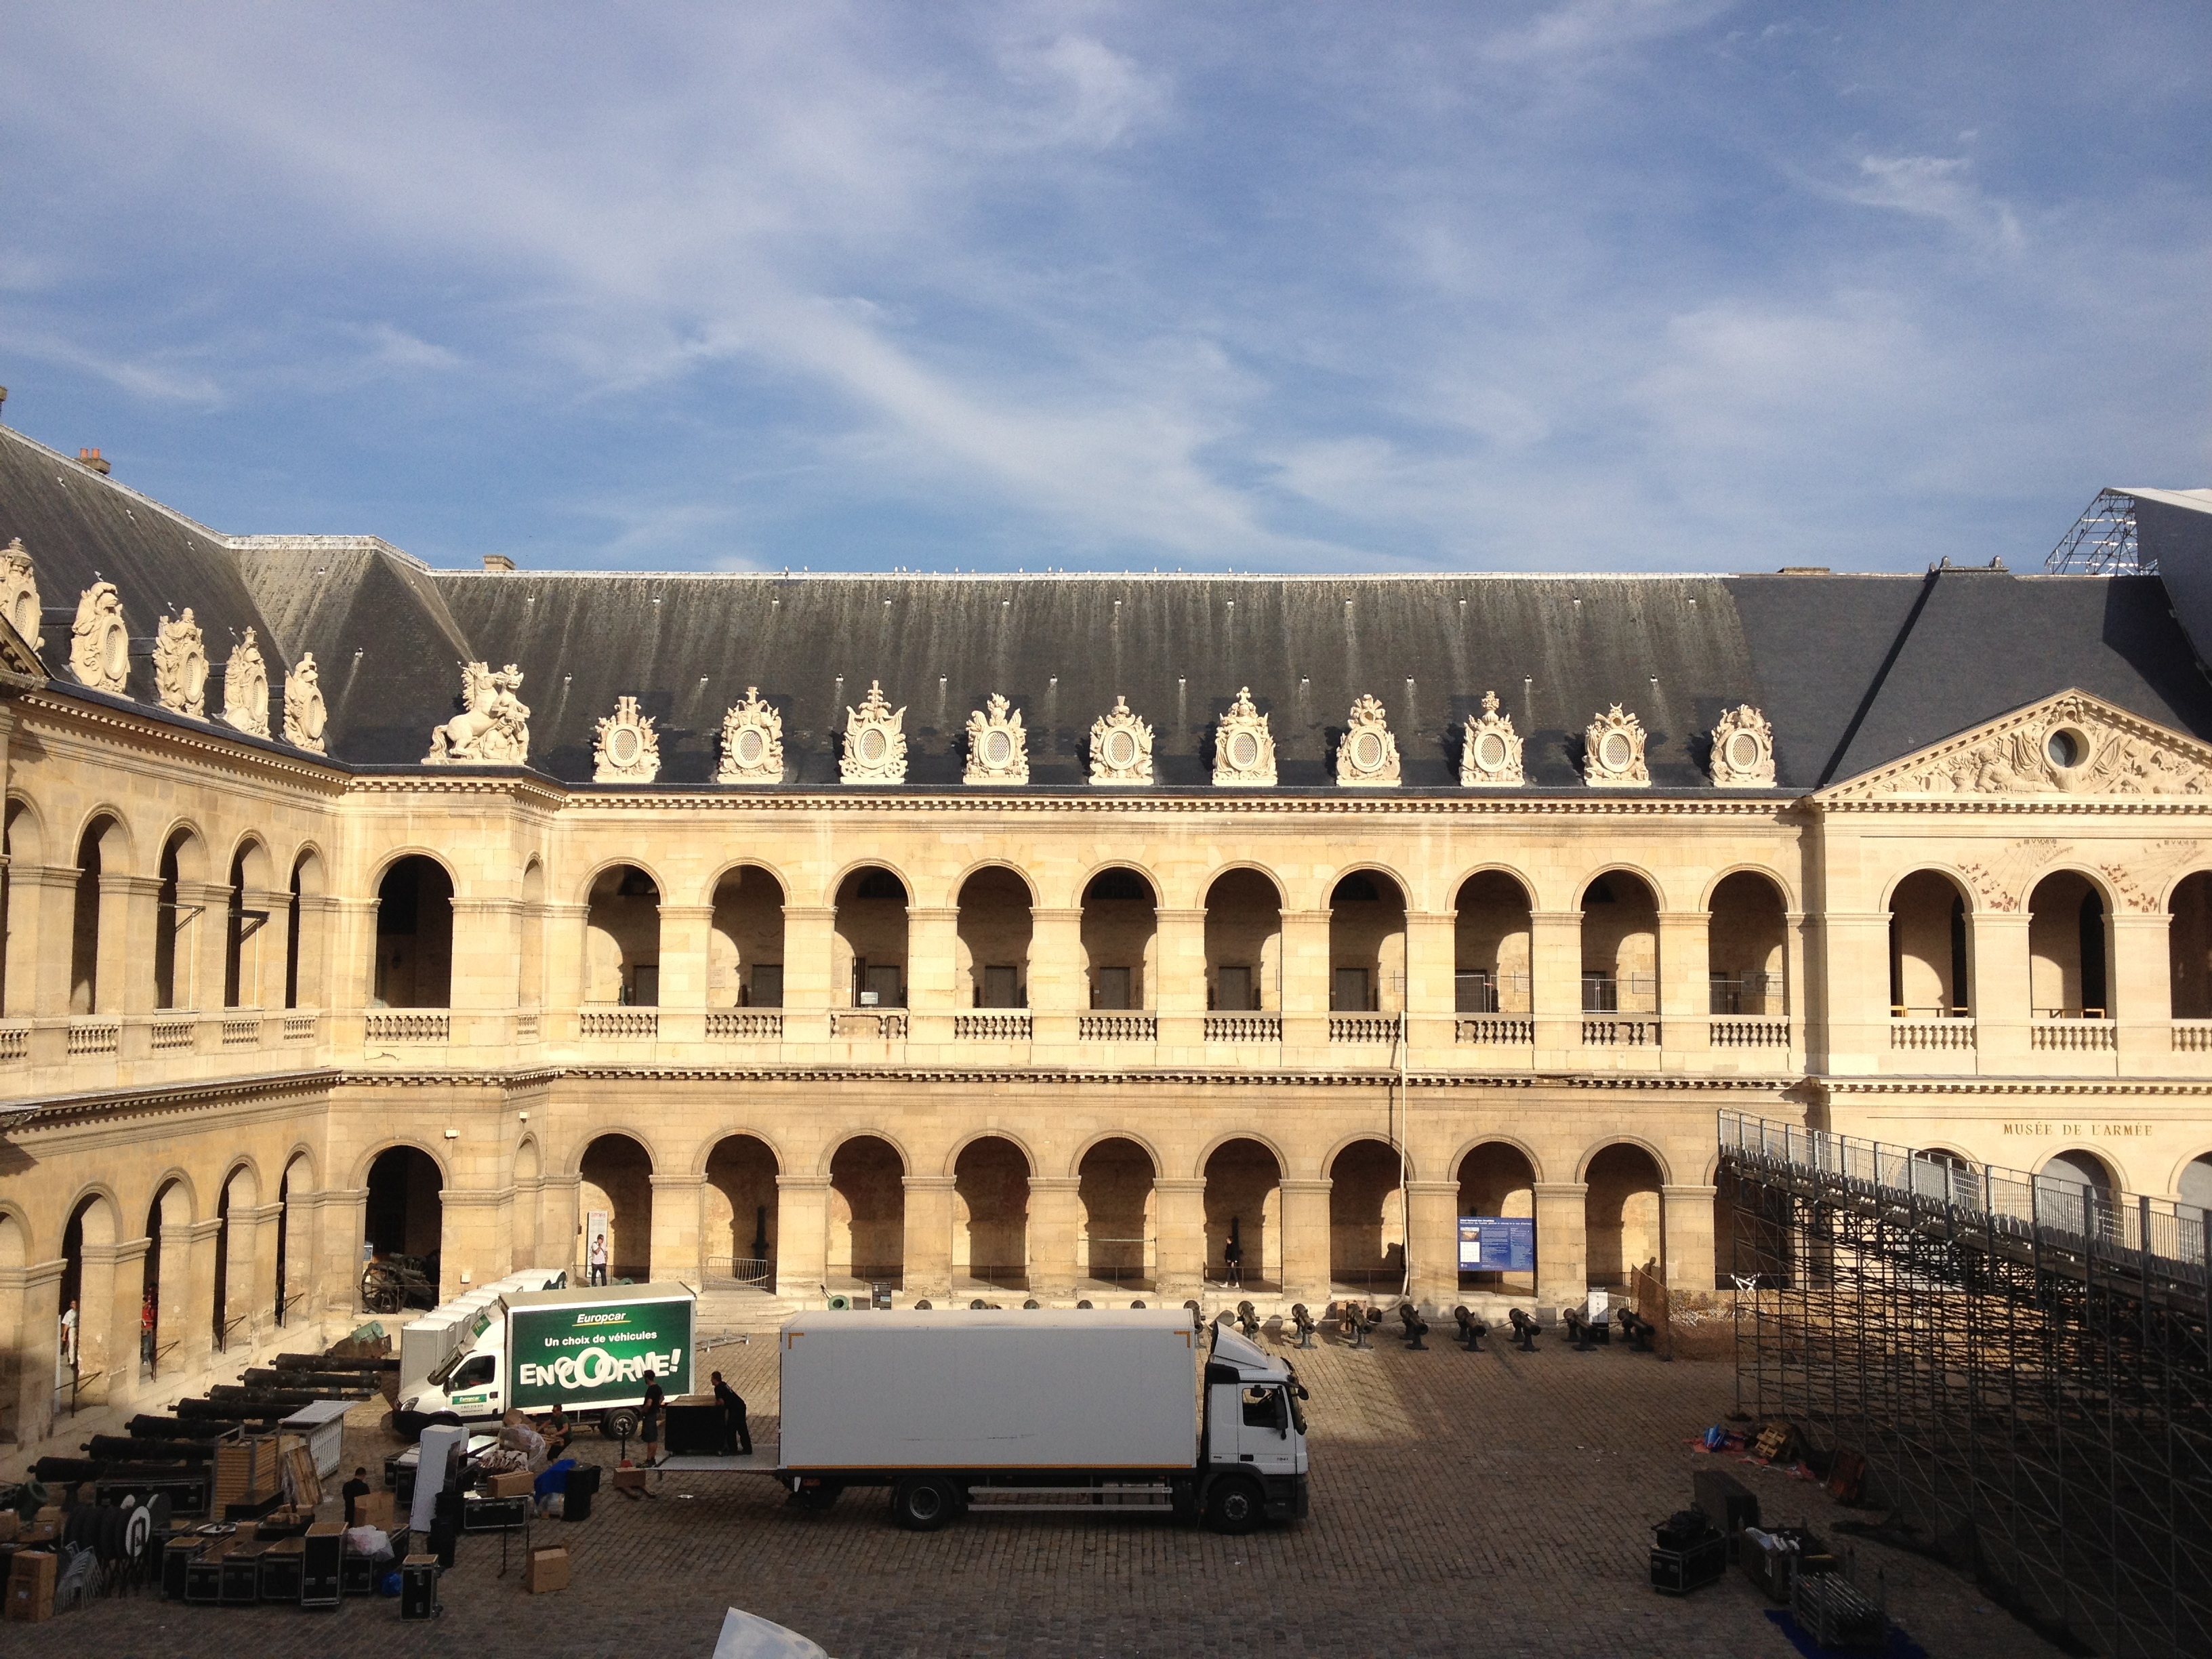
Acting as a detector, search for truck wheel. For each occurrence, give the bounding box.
[890,1475,960,1532]
[1204,1477,1264,1536]
[600,1409,638,1441]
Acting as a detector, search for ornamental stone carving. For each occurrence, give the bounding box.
[717,687,785,783]
[840,680,907,784]
[1582,704,1650,787]
[425,661,532,764]
[1212,687,1275,787]
[1460,690,1524,787]
[593,694,661,782]
[1708,704,1776,787]
[283,652,328,754]
[0,539,41,648]
[69,581,129,694]
[1336,694,1401,787]
[152,608,209,718]
[1842,691,2212,799]
[1088,695,1153,785]
[964,692,1029,785]
[222,628,271,738]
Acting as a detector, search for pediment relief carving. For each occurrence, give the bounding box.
[1088,695,1153,785]
[1213,687,1275,787]
[152,609,209,718]
[0,539,42,650]
[426,661,531,764]
[70,581,130,695]
[283,653,328,754]
[1708,705,1776,787]
[1460,690,1523,787]
[718,687,784,783]
[222,628,270,738]
[964,692,1029,785]
[594,694,661,783]
[1336,694,1401,787]
[1582,704,1650,787]
[841,680,907,784]
[1831,691,2212,801]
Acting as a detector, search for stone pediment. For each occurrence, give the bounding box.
[1826,690,2212,802]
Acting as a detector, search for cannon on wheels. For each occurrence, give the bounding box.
[361,1254,436,1315]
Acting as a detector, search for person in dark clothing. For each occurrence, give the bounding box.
[1221,1233,1244,1288]
[711,1370,752,1456]
[639,1370,665,1468]
[341,1467,371,1524]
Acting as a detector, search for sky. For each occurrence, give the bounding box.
[1,1,2209,575]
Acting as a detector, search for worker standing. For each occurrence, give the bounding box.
[712,1370,752,1456]
[639,1368,665,1469]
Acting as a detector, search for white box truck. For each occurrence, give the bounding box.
[662,1307,1309,1534]
[398,1280,695,1441]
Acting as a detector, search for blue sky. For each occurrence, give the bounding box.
[2,2,2207,574]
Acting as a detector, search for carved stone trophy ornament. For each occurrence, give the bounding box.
[964,692,1029,785]
[425,661,532,764]
[70,581,130,694]
[717,687,785,783]
[1461,690,1524,787]
[283,653,328,754]
[152,608,209,718]
[0,539,42,649]
[1088,695,1153,785]
[1212,687,1276,787]
[840,680,907,783]
[593,694,661,783]
[222,628,270,738]
[1708,705,1776,787]
[1582,704,1650,787]
[1336,693,1401,787]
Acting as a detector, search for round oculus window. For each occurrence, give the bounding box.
[1725,730,1763,772]
[1599,731,1633,771]
[983,729,1013,766]
[99,621,127,681]
[1229,730,1261,770]
[858,727,887,764]
[1351,730,1385,771]
[1474,731,1509,773]
[1103,729,1137,769]
[2046,727,2085,769]
[9,595,33,636]
[608,726,642,766]
[734,728,765,765]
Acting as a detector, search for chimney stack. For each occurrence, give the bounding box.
[77,447,110,475]
[483,554,516,572]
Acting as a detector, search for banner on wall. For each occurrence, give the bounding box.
[1457,1216,1534,1271]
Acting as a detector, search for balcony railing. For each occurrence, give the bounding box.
[1204,1013,1281,1044]
[1328,1013,1399,1044]
[513,1012,539,1043]
[1891,1018,1975,1051]
[365,1011,449,1043]
[832,1010,907,1040]
[150,1019,195,1052]
[1582,1018,1660,1048]
[2175,1021,2212,1052]
[221,1015,261,1047]
[0,1023,26,1063]
[1078,1012,1156,1042]
[281,1014,318,1042]
[581,1008,658,1040]
[954,1012,1032,1042]
[1455,1016,1533,1045]
[707,1010,783,1041]
[1709,1017,1789,1049]
[2030,1019,2116,1052]
[66,1019,120,1057]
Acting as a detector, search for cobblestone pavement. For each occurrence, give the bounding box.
[56,1326,2059,1658]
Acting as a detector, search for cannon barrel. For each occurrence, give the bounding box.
[87,1435,213,1462]
[273,1351,398,1373]
[1506,1306,1541,1350]
[1288,1303,1317,1349]
[1452,1305,1489,1351]
[128,1413,246,1439]
[1396,1301,1429,1350]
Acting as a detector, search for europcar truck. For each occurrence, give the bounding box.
[662,1307,1309,1534]
[397,1280,695,1439]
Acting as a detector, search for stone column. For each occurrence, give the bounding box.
[292,892,339,1010]
[1528,909,1583,1066]
[182,1217,222,1378]
[435,1188,505,1302]
[105,1237,151,1404]
[1817,909,1890,1076]
[1153,907,1206,1054]
[1404,1179,1460,1307]
[1027,906,1082,1044]
[1153,1178,1207,1300]
[279,1189,326,1334]
[3,1258,63,1446]
[238,886,290,1012]
[449,896,522,1046]
[655,905,712,1044]
[2110,911,2172,1072]
[1661,1185,1718,1305]
[1532,1181,1589,1308]
[7,867,68,1017]
[1279,907,1330,1052]
[780,906,837,1013]
[1972,912,2031,1075]
[773,1176,830,1302]
[323,897,378,1023]
[1656,910,1707,1057]
[157,1219,204,1378]
[1277,1178,1332,1304]
[316,1188,368,1323]
[901,1175,956,1303]
[181,880,231,1017]
[1025,1177,1081,1300]
[73,1238,121,1407]
[1782,909,1810,1071]
[649,1173,707,1282]
[542,901,589,1036]
[33,863,80,1018]
[905,907,958,1044]
[1403,912,1454,1058]
[94,869,137,1016]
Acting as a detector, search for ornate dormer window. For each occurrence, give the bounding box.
[1213,687,1276,786]
[1708,704,1776,787]
[152,608,209,718]
[840,680,907,783]
[594,694,661,782]
[1088,695,1153,785]
[964,692,1029,785]
[70,581,129,695]
[1582,704,1650,787]
[717,687,785,783]
[283,653,328,754]
[0,539,42,649]
[1460,690,1524,787]
[1336,694,1401,786]
[223,628,270,738]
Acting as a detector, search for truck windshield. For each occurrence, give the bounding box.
[426,1347,468,1387]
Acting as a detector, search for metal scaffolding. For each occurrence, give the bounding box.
[1719,1111,2211,1659]
[2047,489,2149,574]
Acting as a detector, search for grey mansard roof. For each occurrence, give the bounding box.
[5,420,2211,791]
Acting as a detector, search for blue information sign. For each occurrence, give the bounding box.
[1458,1216,1535,1271]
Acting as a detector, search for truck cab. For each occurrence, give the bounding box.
[404,1305,507,1427]
[1200,1320,1309,1532]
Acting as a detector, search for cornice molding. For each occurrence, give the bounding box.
[18,690,348,793]
[0,1067,342,1134]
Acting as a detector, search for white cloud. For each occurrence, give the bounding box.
[1842,155,2025,253]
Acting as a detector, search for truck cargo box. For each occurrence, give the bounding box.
[779,1308,1200,1473]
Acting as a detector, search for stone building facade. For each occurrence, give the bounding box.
[1,419,2210,1448]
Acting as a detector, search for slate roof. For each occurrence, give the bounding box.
[5,420,2211,791]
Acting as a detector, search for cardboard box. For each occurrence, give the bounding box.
[0,1512,17,1543]
[487,1472,534,1499]
[5,1551,55,1623]
[16,1526,55,1547]
[523,1545,569,1594]
[32,1508,58,1528]
[354,1490,396,1529]
[612,1467,647,1492]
